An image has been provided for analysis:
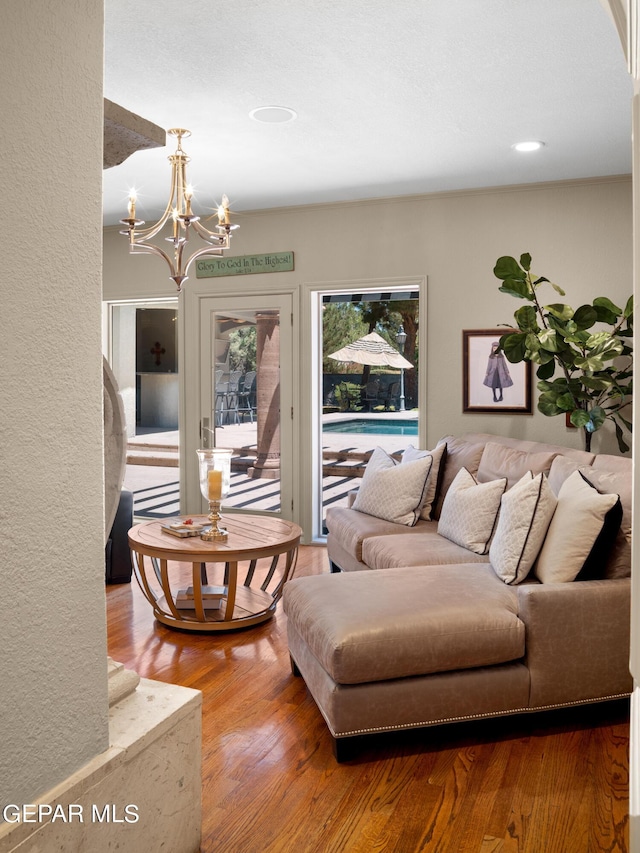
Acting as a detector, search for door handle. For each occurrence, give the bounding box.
[201,417,211,448]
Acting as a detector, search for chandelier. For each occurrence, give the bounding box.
[120,128,238,292]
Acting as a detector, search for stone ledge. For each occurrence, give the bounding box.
[0,678,202,853]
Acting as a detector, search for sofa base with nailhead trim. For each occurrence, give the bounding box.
[283,434,632,760]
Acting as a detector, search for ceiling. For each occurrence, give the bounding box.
[102,0,632,228]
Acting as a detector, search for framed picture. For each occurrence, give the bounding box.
[463,329,532,414]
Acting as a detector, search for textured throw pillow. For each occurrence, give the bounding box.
[437,467,507,554]
[402,442,447,521]
[352,446,433,526]
[489,472,557,584]
[535,470,622,583]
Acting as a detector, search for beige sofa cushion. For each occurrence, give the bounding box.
[589,457,632,579]
[433,436,486,519]
[283,564,525,685]
[325,507,429,562]
[416,440,447,520]
[477,442,557,489]
[362,524,490,570]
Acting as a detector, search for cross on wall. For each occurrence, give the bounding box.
[150,341,166,366]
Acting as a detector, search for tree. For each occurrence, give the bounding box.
[387,301,419,408]
[322,303,367,373]
[228,326,257,373]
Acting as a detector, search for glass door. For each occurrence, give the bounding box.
[197,294,293,518]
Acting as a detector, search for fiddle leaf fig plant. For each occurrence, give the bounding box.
[493,253,633,453]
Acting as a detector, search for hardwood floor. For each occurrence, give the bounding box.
[106,544,629,853]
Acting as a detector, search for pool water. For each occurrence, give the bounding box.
[323,418,418,436]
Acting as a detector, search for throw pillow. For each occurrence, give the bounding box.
[437,467,507,555]
[352,446,433,526]
[402,441,447,521]
[534,470,622,583]
[577,466,631,579]
[489,472,557,584]
[432,436,486,519]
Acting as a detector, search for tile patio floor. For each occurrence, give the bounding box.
[124,411,419,523]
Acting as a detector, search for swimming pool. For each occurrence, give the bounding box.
[323,418,418,436]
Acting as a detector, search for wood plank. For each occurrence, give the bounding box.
[106,543,630,853]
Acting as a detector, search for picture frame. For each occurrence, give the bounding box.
[462,329,532,414]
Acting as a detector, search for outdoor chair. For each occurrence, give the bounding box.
[216,370,243,425]
[361,378,380,411]
[380,380,400,410]
[237,371,257,423]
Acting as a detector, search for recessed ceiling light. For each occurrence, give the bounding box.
[249,106,297,124]
[512,141,545,152]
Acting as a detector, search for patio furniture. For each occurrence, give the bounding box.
[361,379,380,410]
[216,370,243,425]
[380,380,400,410]
[237,371,257,423]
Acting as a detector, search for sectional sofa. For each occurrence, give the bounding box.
[283,433,632,760]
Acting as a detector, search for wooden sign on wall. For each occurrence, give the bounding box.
[195,251,294,278]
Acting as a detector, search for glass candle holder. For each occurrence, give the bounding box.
[196,448,233,541]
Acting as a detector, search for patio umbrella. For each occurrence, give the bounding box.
[328,332,413,369]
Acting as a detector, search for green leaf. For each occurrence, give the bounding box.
[593,296,622,318]
[514,305,539,332]
[589,406,607,431]
[500,332,527,363]
[618,413,633,431]
[519,253,532,271]
[614,420,630,454]
[572,305,598,330]
[494,256,526,281]
[581,375,613,391]
[624,295,633,319]
[574,355,605,371]
[570,409,591,428]
[556,392,576,411]
[499,279,531,300]
[538,392,563,417]
[585,335,624,360]
[536,360,555,381]
[550,282,566,296]
[538,329,559,352]
[545,303,574,322]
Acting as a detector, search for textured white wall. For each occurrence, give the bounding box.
[0,1,109,804]
[104,175,632,454]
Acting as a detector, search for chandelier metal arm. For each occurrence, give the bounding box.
[182,244,226,277]
[119,128,238,292]
[128,240,176,272]
[191,218,231,246]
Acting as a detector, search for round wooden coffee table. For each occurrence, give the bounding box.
[128,514,302,632]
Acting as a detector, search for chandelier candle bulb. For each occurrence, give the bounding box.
[119,128,238,291]
[208,469,223,501]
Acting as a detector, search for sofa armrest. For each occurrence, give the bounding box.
[347,489,358,508]
[516,578,631,708]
